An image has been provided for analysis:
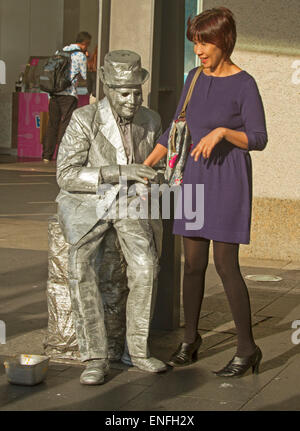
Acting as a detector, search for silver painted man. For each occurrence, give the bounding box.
[56,50,167,385]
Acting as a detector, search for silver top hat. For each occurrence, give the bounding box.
[99,50,149,88]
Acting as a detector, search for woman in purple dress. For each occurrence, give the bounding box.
[144,7,267,377]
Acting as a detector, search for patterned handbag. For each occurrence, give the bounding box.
[164,66,203,186]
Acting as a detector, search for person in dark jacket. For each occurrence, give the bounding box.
[42,31,91,162]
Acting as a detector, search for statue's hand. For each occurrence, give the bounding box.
[120,164,156,184]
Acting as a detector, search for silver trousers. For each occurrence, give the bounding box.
[44,216,128,361]
[68,217,161,361]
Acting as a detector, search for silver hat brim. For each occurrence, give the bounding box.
[99,68,149,87]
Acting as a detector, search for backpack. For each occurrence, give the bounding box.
[39,49,81,94]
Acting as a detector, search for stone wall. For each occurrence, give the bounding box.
[203,0,300,260]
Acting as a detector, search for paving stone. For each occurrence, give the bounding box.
[0,289,48,317]
[241,354,300,410]
[0,373,148,411]
[252,315,290,329]
[201,290,268,315]
[198,312,267,334]
[0,312,47,340]
[239,258,291,269]
[0,181,58,217]
[202,264,223,289]
[48,364,86,380]
[245,276,299,291]
[249,287,299,315]
[143,363,266,404]
[0,162,56,173]
[106,367,166,388]
[0,374,37,409]
[0,329,46,357]
[43,365,72,379]
[198,331,236,352]
[120,391,243,411]
[253,313,300,335]
[0,247,48,282]
[201,293,232,314]
[201,284,225,300]
[256,290,300,319]
[0,219,50,251]
[200,281,289,316]
[282,262,300,271]
[242,266,300,282]
[277,269,300,281]
[110,361,130,371]
[49,358,83,366]
[47,363,71,372]
[0,296,48,315]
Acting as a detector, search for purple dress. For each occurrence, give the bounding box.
[158,68,267,244]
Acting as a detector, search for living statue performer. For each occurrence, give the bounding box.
[55,50,167,385]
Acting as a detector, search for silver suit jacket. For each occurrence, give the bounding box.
[56,96,164,245]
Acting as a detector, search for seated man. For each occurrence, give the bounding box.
[56,50,166,385]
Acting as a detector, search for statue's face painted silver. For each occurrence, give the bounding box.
[105,86,143,119]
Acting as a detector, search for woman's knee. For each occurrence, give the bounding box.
[213,242,240,280]
[184,256,208,276]
[214,259,228,279]
[214,255,240,281]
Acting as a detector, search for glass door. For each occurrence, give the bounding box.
[184,0,203,81]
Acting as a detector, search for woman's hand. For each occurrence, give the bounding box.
[191,127,226,161]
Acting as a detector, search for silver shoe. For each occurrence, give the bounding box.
[131,356,167,373]
[80,359,109,385]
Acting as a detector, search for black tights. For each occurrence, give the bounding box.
[182,236,257,357]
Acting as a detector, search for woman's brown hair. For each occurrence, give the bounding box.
[187,7,237,59]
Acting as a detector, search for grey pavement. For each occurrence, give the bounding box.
[0,154,299,411]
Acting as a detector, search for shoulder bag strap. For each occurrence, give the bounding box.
[178,66,203,120]
[170,66,203,152]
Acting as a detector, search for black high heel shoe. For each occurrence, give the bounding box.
[168,334,202,367]
[214,346,262,378]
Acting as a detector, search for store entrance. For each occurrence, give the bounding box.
[184,0,202,81]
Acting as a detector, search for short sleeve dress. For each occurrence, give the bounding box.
[158,68,268,244]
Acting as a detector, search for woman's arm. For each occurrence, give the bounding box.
[143,143,168,167]
[191,77,267,161]
[240,78,268,151]
[223,128,248,149]
[190,127,248,161]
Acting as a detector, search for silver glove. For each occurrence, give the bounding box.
[101,164,156,185]
[120,164,157,184]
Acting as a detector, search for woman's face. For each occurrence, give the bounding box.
[193,41,225,70]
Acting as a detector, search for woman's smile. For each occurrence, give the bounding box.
[193,41,224,71]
